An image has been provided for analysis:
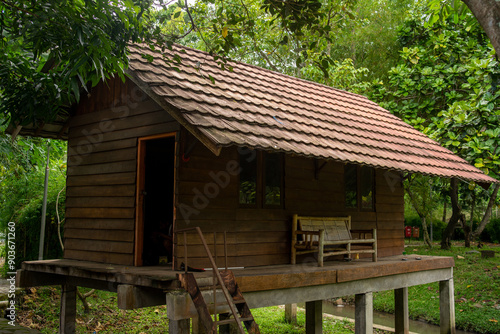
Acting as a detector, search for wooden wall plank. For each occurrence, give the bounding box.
[66,197,135,208]
[64,218,135,230]
[69,109,172,139]
[71,99,163,129]
[64,228,134,242]
[64,250,134,266]
[65,239,134,253]
[66,207,135,219]
[67,147,137,166]
[67,137,137,157]
[67,160,136,176]
[66,185,136,197]
[66,172,136,187]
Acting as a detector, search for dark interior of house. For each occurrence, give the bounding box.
[142,136,175,266]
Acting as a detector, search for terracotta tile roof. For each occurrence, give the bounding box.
[127,44,497,184]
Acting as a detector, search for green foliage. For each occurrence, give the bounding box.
[184,0,363,86]
[0,129,67,274]
[372,3,500,182]
[482,217,500,243]
[405,214,447,241]
[0,0,196,127]
[373,246,500,333]
[327,0,414,81]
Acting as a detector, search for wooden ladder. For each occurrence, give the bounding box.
[177,227,260,334]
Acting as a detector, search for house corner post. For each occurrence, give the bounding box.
[394,287,409,334]
[285,303,297,324]
[440,277,456,334]
[355,292,373,334]
[59,285,76,334]
[166,292,192,334]
[305,300,323,334]
[169,319,190,333]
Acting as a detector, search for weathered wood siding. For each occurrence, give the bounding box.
[175,143,404,268]
[64,77,179,265]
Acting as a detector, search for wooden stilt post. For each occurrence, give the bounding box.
[440,277,456,334]
[59,285,76,334]
[394,287,409,334]
[285,303,297,324]
[305,300,322,334]
[169,318,190,333]
[355,292,373,334]
[192,315,207,334]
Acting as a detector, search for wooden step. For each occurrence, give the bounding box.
[209,300,247,307]
[198,285,222,291]
[215,316,254,326]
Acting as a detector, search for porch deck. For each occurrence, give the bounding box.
[17,255,456,333]
[18,254,453,294]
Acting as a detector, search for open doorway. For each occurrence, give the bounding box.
[135,134,176,266]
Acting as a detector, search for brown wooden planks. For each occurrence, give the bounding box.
[64,228,134,242]
[64,218,135,230]
[237,269,337,292]
[336,256,454,283]
[65,239,134,254]
[67,160,137,176]
[66,185,136,197]
[66,208,135,219]
[64,249,134,266]
[66,197,135,208]
[66,172,136,186]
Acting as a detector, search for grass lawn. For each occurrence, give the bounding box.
[15,243,500,333]
[17,288,391,333]
[371,243,500,334]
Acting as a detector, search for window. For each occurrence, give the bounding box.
[239,149,283,207]
[344,164,374,211]
[264,153,282,205]
[239,150,258,205]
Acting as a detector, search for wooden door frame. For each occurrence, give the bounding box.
[134,132,177,266]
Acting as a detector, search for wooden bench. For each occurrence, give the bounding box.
[291,214,377,267]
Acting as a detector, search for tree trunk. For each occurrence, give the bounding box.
[442,199,447,223]
[462,214,471,248]
[421,216,433,248]
[462,0,500,57]
[441,178,462,249]
[470,183,500,240]
[406,185,432,248]
[464,192,476,248]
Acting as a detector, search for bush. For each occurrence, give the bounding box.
[0,139,66,277]
[404,215,446,241]
[481,217,500,243]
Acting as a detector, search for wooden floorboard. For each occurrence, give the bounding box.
[20,255,454,293]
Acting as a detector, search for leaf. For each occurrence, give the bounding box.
[222,27,228,38]
[70,77,80,102]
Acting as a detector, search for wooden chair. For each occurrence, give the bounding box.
[291,214,377,267]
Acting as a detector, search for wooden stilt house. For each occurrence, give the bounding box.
[13,44,497,334]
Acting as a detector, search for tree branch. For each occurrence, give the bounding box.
[462,0,500,57]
